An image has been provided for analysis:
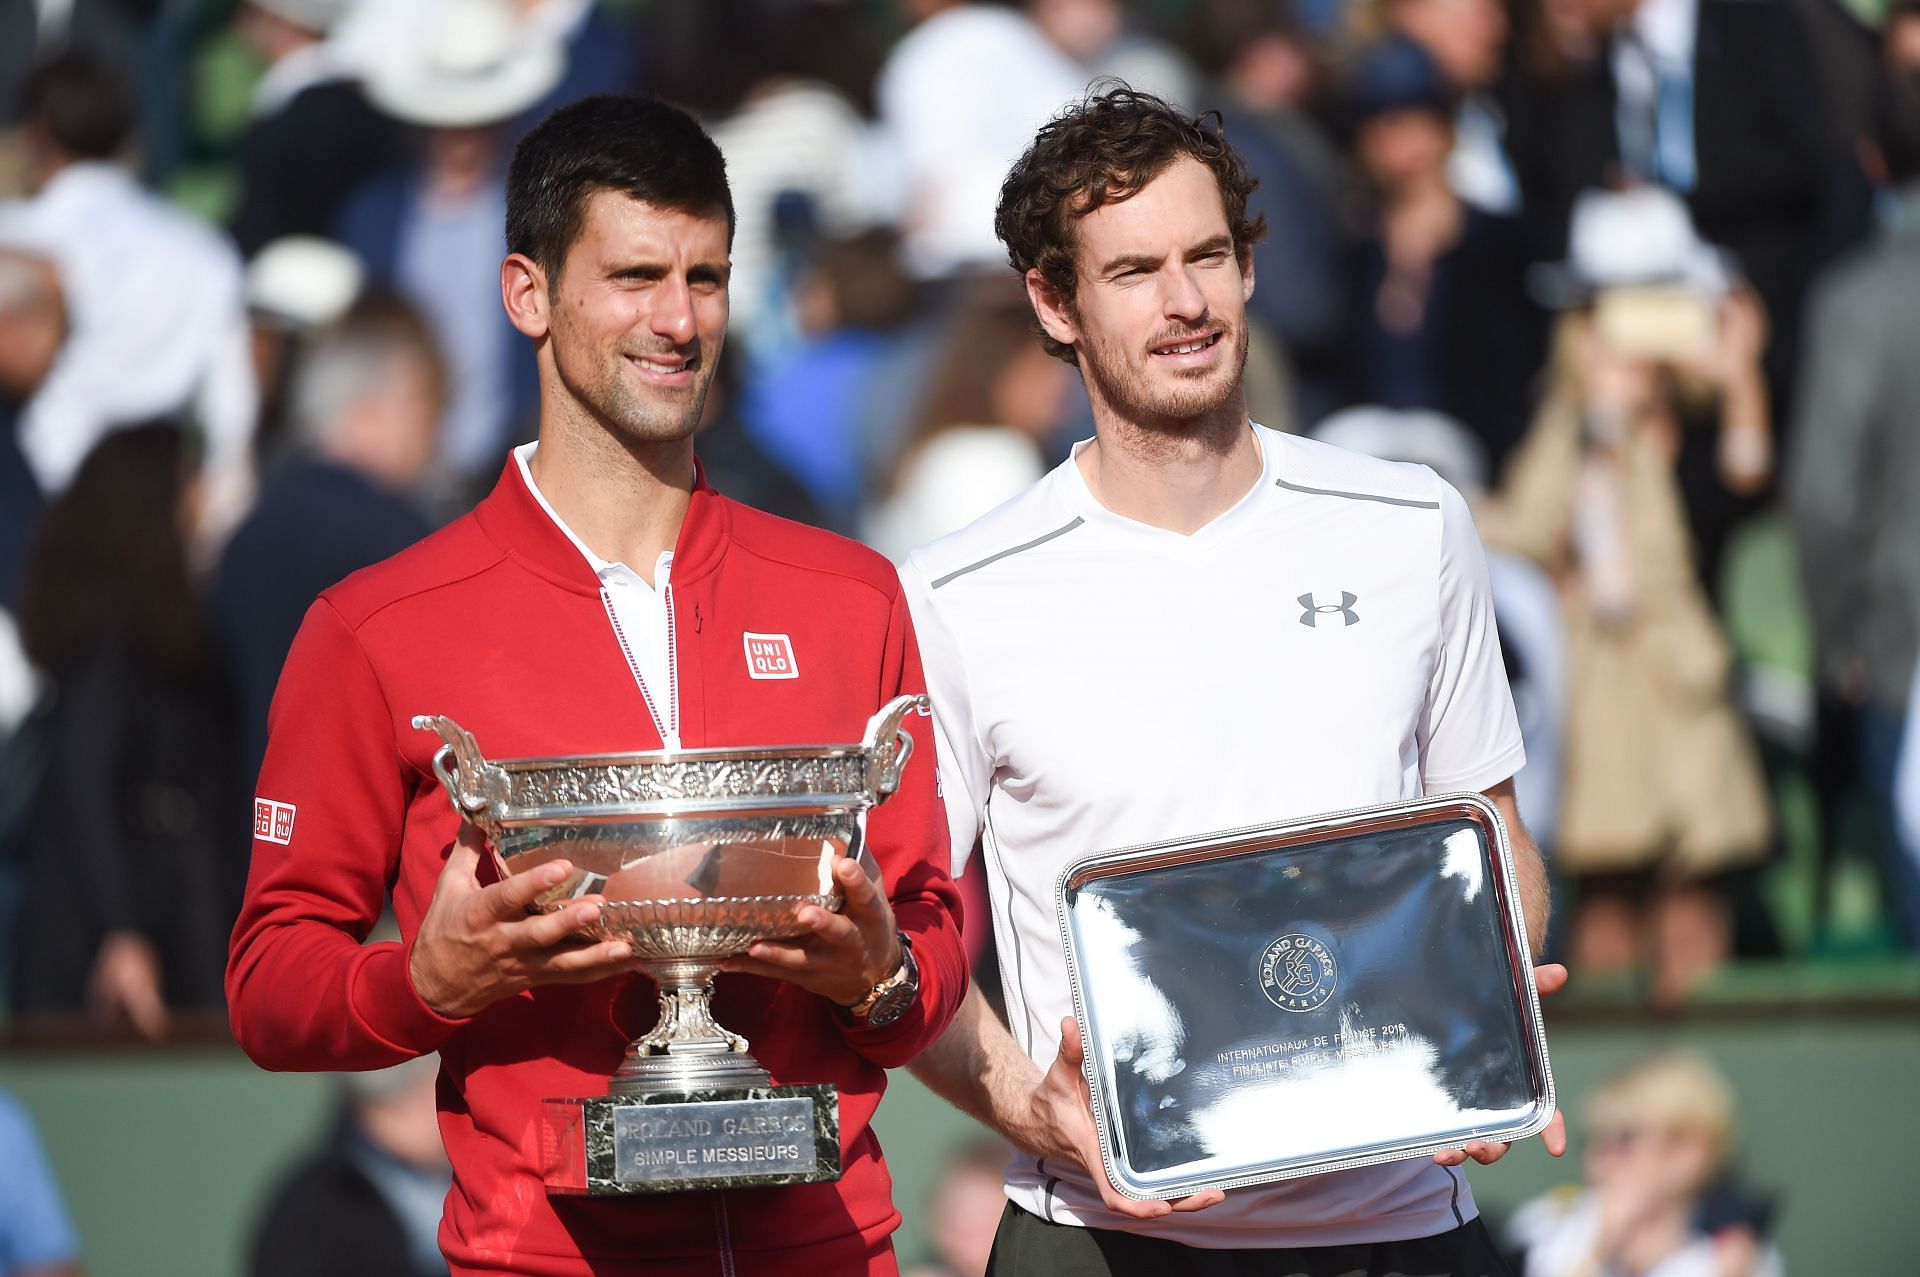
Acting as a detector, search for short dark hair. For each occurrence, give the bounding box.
[19,49,135,161]
[994,85,1266,363]
[506,94,735,288]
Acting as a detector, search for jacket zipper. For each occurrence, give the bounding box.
[601,581,680,749]
[714,1196,738,1277]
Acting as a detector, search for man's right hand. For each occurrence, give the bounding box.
[408,824,640,1019]
[1025,1016,1226,1220]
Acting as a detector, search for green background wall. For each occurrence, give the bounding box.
[4,1015,1915,1274]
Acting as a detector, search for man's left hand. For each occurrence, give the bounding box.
[1433,962,1569,1168]
[721,856,903,1009]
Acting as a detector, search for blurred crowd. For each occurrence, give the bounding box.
[6,2,1912,1274]
[0,0,1916,1108]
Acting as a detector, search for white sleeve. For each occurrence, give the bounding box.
[1896,660,1920,864]
[900,555,993,878]
[1418,478,1527,793]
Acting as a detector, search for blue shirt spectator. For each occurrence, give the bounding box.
[0,1090,81,1275]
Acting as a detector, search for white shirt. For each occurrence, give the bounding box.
[0,164,257,504]
[1897,660,1920,878]
[1509,1188,1786,1277]
[33,0,74,45]
[901,424,1525,1247]
[514,443,679,747]
[1612,0,1699,187]
[1622,0,1697,72]
[876,7,1087,279]
[863,426,1047,564]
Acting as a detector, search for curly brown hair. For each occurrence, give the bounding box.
[994,84,1266,363]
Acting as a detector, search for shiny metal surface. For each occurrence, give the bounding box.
[412,695,924,1096]
[1058,793,1554,1199]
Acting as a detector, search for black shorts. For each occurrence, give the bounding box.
[986,1200,1516,1277]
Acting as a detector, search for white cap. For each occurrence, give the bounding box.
[1533,186,1733,306]
[363,0,566,130]
[246,236,366,330]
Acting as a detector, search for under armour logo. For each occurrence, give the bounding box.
[1298,592,1359,627]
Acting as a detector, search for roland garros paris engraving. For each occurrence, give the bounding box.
[1258,932,1339,1012]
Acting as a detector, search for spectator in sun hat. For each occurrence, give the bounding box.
[1481,185,1774,1006]
[1523,185,1770,591]
[338,0,564,498]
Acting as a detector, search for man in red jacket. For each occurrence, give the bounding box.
[226,94,968,1276]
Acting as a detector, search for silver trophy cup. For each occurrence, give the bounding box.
[413,694,925,1194]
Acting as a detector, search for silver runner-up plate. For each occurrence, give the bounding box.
[1057,792,1555,1200]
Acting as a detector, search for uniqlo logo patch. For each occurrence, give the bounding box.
[254,798,296,845]
[743,632,799,680]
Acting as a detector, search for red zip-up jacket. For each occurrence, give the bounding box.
[226,459,968,1276]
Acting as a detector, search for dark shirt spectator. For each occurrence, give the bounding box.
[1345,38,1546,468]
[211,294,444,787]
[228,1,410,257]
[1787,50,1920,944]
[9,424,235,1036]
[213,459,431,781]
[0,407,42,613]
[248,1056,450,1277]
[1503,0,1856,410]
[1187,0,1353,427]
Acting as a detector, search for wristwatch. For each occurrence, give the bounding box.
[840,935,920,1027]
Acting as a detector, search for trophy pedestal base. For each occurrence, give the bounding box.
[541,1083,840,1195]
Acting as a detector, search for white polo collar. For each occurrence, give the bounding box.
[513,441,672,585]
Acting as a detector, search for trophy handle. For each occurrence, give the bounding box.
[411,715,510,833]
[861,694,927,801]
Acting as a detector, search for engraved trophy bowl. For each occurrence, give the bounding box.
[412,694,924,1103]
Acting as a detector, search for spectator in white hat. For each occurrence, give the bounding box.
[1481,186,1774,1006]
[243,234,368,455]
[338,0,564,496]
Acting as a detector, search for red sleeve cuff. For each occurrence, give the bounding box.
[350,937,472,1057]
[832,916,967,1068]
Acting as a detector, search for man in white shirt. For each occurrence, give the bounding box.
[901,86,1564,1275]
[0,50,257,526]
